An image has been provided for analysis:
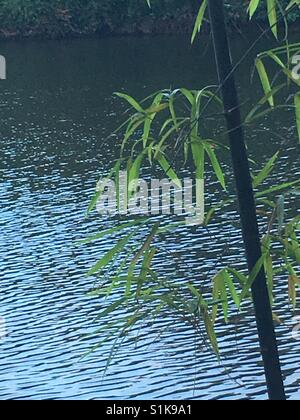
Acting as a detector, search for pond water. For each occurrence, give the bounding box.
[0,33,299,400]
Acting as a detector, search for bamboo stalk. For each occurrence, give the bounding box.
[207,0,286,401]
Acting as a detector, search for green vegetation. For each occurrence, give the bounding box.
[83,88,300,358]
[81,0,300,366]
[0,0,299,39]
[0,0,208,38]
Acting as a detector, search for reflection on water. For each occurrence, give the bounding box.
[0,34,299,400]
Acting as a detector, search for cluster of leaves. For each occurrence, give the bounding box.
[115,88,226,188]
[210,212,300,325]
[81,0,300,360]
[81,220,222,358]
[91,216,300,356]
[254,42,300,140]
[84,83,300,355]
[192,0,300,41]
[85,223,300,359]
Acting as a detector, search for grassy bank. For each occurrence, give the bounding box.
[0,0,298,39]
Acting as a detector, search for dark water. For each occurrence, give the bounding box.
[0,34,299,400]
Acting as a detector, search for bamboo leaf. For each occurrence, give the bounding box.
[212,272,221,323]
[227,268,248,287]
[266,0,278,38]
[224,270,240,308]
[240,255,266,301]
[156,119,186,153]
[252,151,279,188]
[264,253,274,304]
[277,195,285,234]
[204,143,226,190]
[288,276,297,309]
[180,88,195,105]
[138,248,156,290]
[87,232,135,276]
[287,0,300,9]
[248,0,261,18]
[86,190,101,216]
[191,0,208,44]
[169,96,178,131]
[129,222,160,269]
[295,92,300,142]
[77,219,148,245]
[94,297,128,320]
[86,161,120,215]
[115,92,144,113]
[256,58,274,107]
[156,153,182,188]
[191,138,205,180]
[272,313,283,324]
[187,283,202,301]
[143,93,165,147]
[255,179,300,198]
[212,270,228,323]
[128,152,145,196]
[245,84,285,124]
[121,117,144,154]
[203,309,219,357]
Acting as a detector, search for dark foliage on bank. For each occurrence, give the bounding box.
[0,0,298,39]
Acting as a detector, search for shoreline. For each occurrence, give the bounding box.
[0,15,291,42]
[0,0,298,42]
